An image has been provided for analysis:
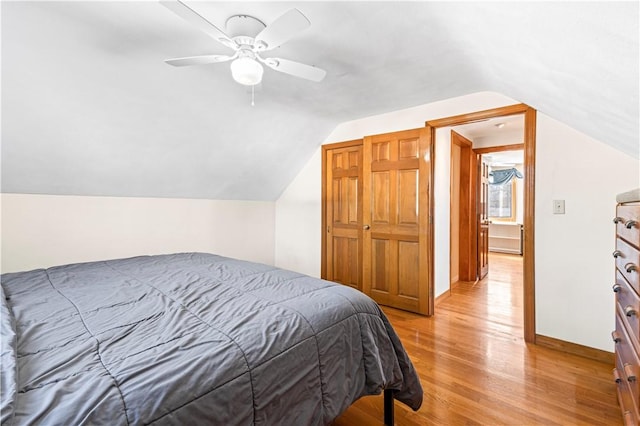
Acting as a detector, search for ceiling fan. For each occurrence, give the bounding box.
[160,1,327,86]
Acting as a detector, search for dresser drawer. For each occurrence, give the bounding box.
[615,312,640,387]
[615,366,639,426]
[615,238,640,295]
[616,348,640,419]
[616,311,640,362]
[617,204,640,249]
[616,272,640,348]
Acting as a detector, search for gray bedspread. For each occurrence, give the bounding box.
[1,253,423,425]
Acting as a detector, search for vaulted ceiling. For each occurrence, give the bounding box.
[2,1,638,201]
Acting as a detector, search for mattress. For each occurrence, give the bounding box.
[1,252,423,425]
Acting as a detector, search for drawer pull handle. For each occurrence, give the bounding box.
[625,263,638,273]
[614,217,625,224]
[625,306,637,317]
[612,330,622,343]
[613,283,622,293]
[613,250,623,258]
[625,219,638,229]
[624,364,636,382]
[614,368,622,383]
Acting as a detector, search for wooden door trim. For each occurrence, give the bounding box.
[474,143,525,155]
[452,131,473,148]
[523,108,536,343]
[428,104,530,127]
[426,103,537,343]
[321,139,363,280]
[424,125,436,316]
[451,131,475,282]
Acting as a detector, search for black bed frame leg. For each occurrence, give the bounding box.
[383,389,394,425]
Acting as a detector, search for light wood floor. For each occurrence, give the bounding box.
[333,253,621,425]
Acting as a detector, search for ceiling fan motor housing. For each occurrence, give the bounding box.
[225,14,266,45]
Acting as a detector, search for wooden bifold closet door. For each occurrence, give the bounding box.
[324,142,363,291]
[323,128,432,315]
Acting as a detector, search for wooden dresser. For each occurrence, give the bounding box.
[613,188,640,425]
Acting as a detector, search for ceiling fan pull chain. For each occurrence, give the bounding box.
[251,85,255,107]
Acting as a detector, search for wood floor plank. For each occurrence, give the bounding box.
[332,253,621,425]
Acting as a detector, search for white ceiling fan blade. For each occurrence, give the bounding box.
[262,57,326,82]
[160,0,238,50]
[165,54,236,67]
[254,9,310,51]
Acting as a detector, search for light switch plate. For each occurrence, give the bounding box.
[553,199,565,214]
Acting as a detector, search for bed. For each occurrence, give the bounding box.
[1,252,423,425]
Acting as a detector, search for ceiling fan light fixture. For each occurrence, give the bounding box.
[230,56,263,86]
[161,2,326,85]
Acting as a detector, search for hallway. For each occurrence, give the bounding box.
[447,252,524,334]
[334,253,620,425]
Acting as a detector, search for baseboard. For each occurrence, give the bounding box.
[435,289,451,305]
[535,334,614,364]
[435,282,463,306]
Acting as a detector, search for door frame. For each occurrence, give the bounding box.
[426,104,537,343]
[450,131,475,283]
[473,144,525,273]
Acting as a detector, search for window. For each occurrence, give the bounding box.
[489,180,515,221]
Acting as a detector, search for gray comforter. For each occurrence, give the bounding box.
[1,253,423,425]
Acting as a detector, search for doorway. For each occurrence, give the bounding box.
[427,104,536,343]
[450,122,525,281]
[482,149,525,256]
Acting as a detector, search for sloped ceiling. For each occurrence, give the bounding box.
[2,1,638,201]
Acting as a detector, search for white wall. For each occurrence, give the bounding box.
[433,128,452,297]
[535,114,639,351]
[275,90,640,352]
[473,129,523,148]
[274,149,322,277]
[1,194,275,273]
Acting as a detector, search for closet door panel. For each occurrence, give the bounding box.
[398,169,419,226]
[325,143,363,291]
[372,172,391,224]
[398,241,420,299]
[371,238,391,293]
[331,235,359,289]
[363,128,431,314]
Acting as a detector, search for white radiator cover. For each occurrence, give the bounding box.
[489,222,523,255]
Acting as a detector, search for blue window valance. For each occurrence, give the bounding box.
[489,168,523,186]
